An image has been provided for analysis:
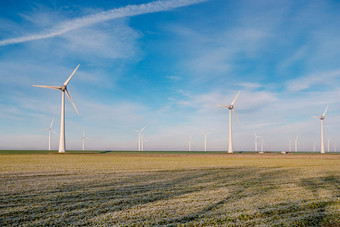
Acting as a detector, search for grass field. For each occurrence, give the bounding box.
[0,151,339,226]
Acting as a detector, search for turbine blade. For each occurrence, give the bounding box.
[51,129,58,135]
[312,116,321,119]
[231,90,240,105]
[32,85,61,90]
[63,64,80,86]
[233,109,240,123]
[322,105,328,117]
[215,105,228,107]
[65,90,79,115]
[49,118,54,129]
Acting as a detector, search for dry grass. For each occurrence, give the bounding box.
[0,153,339,226]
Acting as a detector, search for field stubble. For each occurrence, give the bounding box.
[0,153,339,226]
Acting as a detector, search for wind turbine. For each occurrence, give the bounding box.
[33,65,80,153]
[313,141,316,152]
[188,136,192,152]
[312,105,328,154]
[328,139,330,153]
[216,91,240,153]
[81,130,88,151]
[202,132,211,152]
[258,136,264,153]
[295,136,298,152]
[289,140,292,152]
[254,132,259,152]
[141,131,145,151]
[136,127,145,151]
[42,118,58,151]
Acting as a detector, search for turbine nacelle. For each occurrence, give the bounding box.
[61,85,67,91]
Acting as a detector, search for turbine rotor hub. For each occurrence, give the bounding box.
[228,105,233,110]
[321,116,325,120]
[61,85,67,91]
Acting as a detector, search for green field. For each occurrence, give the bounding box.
[0,152,339,226]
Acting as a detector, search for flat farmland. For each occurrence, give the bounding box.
[0,152,339,226]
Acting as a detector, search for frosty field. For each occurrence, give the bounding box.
[0,152,339,226]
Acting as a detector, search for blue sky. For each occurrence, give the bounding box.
[1,0,340,151]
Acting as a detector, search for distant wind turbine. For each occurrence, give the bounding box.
[216,91,240,153]
[188,136,192,152]
[258,136,264,154]
[136,127,145,151]
[328,139,330,153]
[313,141,316,152]
[202,132,211,152]
[33,65,80,153]
[42,118,58,151]
[295,136,298,152]
[312,105,328,154]
[81,130,88,151]
[289,140,292,153]
[254,132,259,152]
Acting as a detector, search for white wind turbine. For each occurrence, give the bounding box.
[81,130,88,151]
[313,141,316,152]
[136,127,145,151]
[216,91,240,153]
[202,132,211,152]
[254,132,259,152]
[33,65,80,153]
[188,136,192,152]
[257,136,264,153]
[328,139,330,153]
[312,105,328,154]
[295,136,298,152]
[42,118,58,151]
[289,140,292,152]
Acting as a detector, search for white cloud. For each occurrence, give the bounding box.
[286,70,340,92]
[166,75,181,80]
[0,0,208,46]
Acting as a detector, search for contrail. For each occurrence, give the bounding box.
[0,0,208,46]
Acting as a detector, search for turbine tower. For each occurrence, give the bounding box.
[328,139,330,153]
[33,65,80,153]
[258,136,264,153]
[141,131,145,151]
[289,140,292,152]
[295,136,298,152]
[312,105,328,154]
[81,130,88,151]
[188,136,192,152]
[254,132,259,152]
[136,127,145,151]
[202,132,210,152]
[216,91,240,153]
[313,141,316,152]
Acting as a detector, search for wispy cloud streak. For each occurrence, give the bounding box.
[0,0,207,46]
